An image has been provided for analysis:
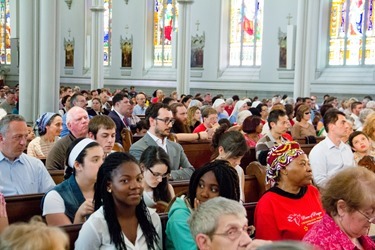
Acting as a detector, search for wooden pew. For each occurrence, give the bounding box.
[49,169,65,184]
[5,193,44,224]
[60,223,83,250]
[240,147,256,170]
[294,136,325,145]
[300,144,315,155]
[170,175,261,203]
[180,141,213,169]
[244,202,257,226]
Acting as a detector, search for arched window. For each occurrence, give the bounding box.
[103,0,112,66]
[153,0,178,67]
[329,0,375,65]
[0,0,11,65]
[229,0,263,66]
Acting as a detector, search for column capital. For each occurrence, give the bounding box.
[176,0,194,4]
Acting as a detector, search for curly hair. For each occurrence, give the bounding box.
[363,112,375,141]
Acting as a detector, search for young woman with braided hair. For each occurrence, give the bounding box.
[166,160,240,249]
[75,152,162,250]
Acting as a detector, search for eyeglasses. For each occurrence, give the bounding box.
[155,117,175,125]
[212,225,255,241]
[148,168,170,179]
[356,209,375,224]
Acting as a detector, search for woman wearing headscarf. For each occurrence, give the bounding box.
[27,112,62,160]
[254,141,324,240]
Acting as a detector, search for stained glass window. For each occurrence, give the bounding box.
[329,0,375,65]
[103,0,112,66]
[154,0,178,67]
[0,0,10,64]
[229,0,263,66]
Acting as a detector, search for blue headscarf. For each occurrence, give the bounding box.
[36,112,57,135]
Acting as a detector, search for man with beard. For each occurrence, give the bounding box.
[129,103,195,180]
[170,103,212,142]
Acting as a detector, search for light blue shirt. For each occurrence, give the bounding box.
[133,104,146,115]
[309,137,355,188]
[60,113,68,137]
[0,152,56,196]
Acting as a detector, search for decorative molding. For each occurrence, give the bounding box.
[64,0,73,10]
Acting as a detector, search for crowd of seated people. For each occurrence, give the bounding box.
[2,85,375,249]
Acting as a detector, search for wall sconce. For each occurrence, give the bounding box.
[65,0,73,9]
[124,0,129,4]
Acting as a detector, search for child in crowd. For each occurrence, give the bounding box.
[348,131,375,171]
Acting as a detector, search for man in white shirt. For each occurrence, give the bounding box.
[309,109,355,188]
[350,101,363,130]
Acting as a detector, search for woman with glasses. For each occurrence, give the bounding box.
[303,167,375,249]
[140,146,175,208]
[254,141,324,240]
[291,104,316,139]
[166,160,240,249]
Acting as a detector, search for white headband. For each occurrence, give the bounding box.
[68,138,96,168]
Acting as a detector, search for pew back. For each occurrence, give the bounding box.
[5,193,44,224]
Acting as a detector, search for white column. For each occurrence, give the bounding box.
[90,0,105,90]
[19,0,37,123]
[302,0,321,97]
[176,0,194,96]
[293,0,308,99]
[293,0,321,98]
[39,0,60,114]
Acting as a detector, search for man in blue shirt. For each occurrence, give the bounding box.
[0,115,55,196]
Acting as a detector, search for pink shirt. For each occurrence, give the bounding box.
[303,214,375,250]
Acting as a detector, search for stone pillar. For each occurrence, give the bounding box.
[19,0,37,122]
[293,0,307,99]
[39,0,60,114]
[293,0,321,98]
[90,0,105,90]
[176,0,194,96]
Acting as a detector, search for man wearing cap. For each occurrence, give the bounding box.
[0,114,55,195]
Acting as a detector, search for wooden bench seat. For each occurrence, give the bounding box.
[180,141,213,169]
[5,193,44,224]
[60,223,83,250]
[49,169,65,185]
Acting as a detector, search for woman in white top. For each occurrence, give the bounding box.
[211,124,248,202]
[42,138,104,226]
[140,146,175,208]
[75,152,162,250]
[27,112,62,160]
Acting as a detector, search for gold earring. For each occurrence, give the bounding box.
[107,188,112,193]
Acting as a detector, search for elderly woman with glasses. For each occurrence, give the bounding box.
[254,141,324,240]
[139,146,175,208]
[291,104,316,139]
[303,167,375,249]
